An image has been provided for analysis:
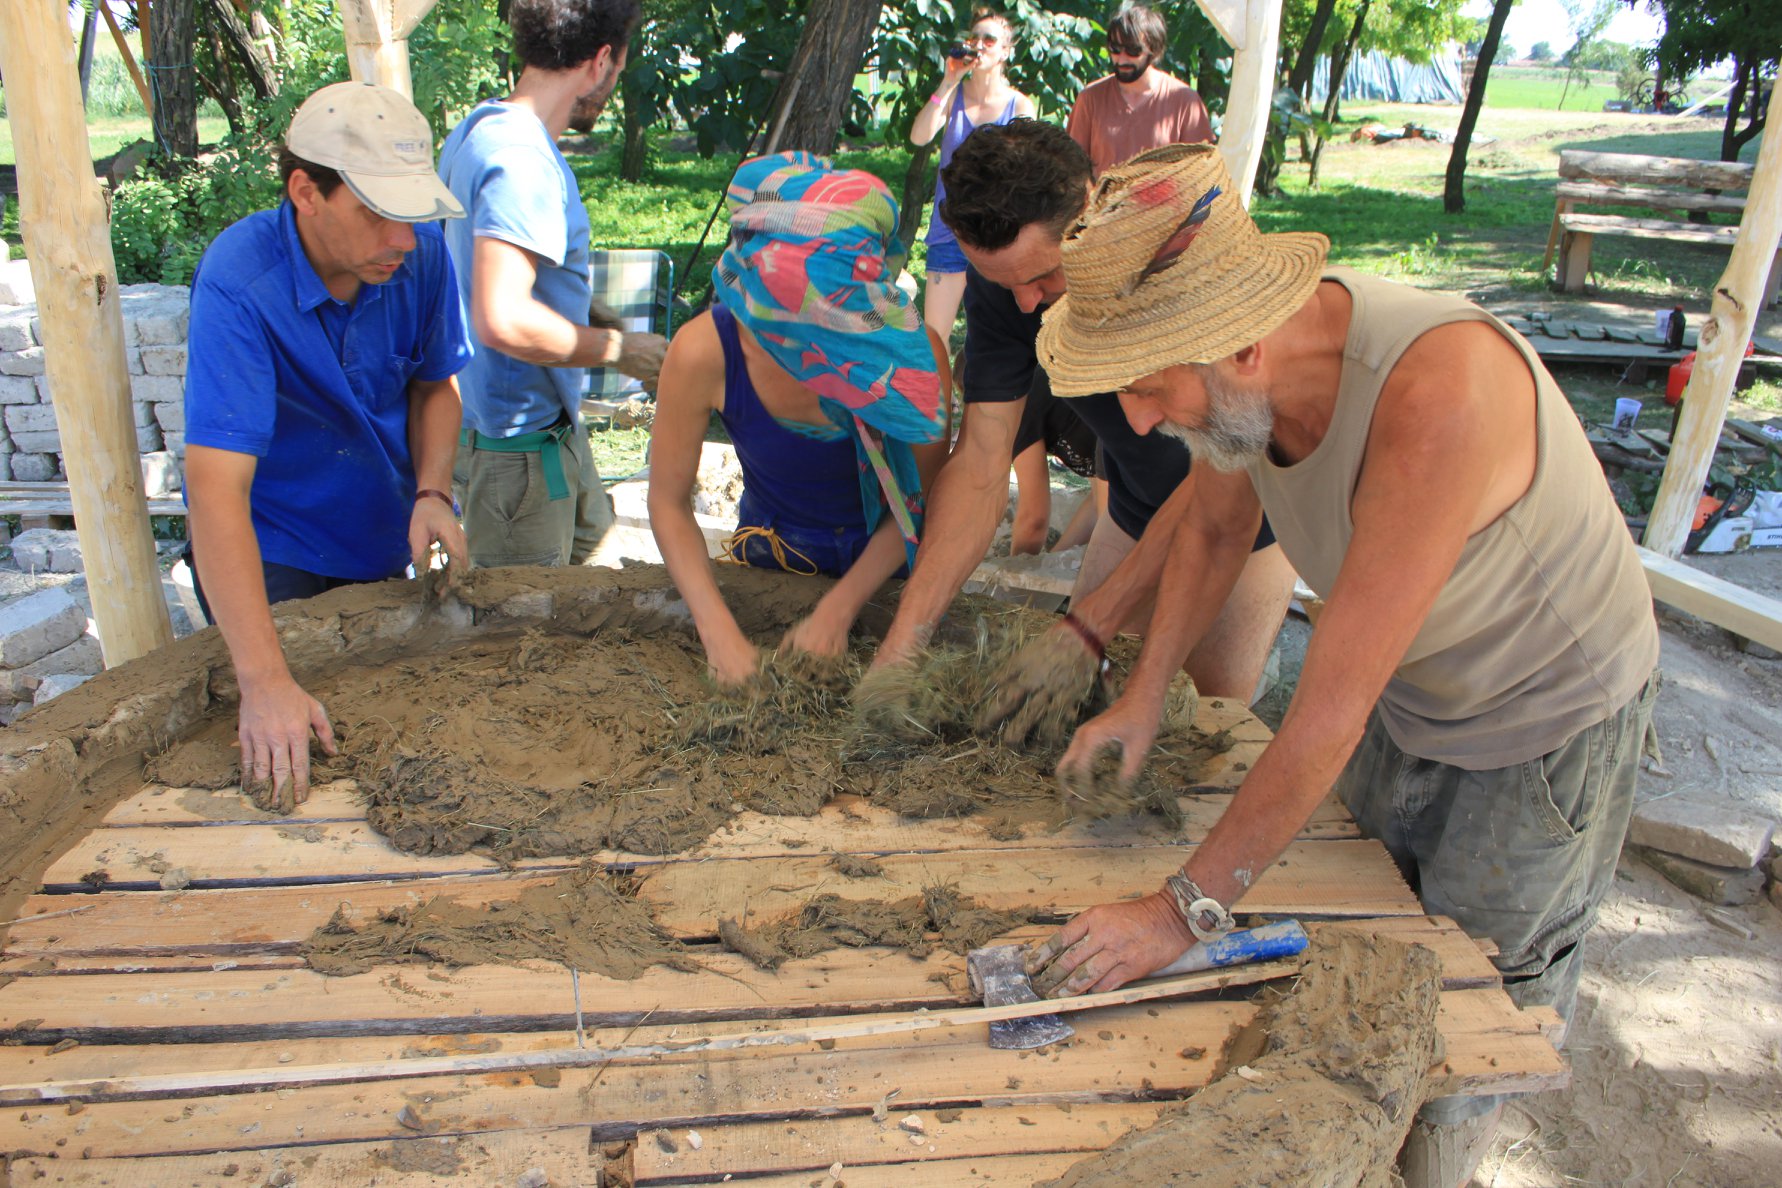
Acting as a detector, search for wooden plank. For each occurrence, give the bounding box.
[1640,545,1782,652]
[654,1153,1086,1186]
[0,961,1303,1105]
[0,990,1550,1161]
[1557,149,1754,192]
[1556,180,1747,215]
[8,1125,599,1187]
[630,1102,1166,1183]
[640,840,1417,936]
[0,915,1492,1047]
[1559,211,1741,246]
[1559,228,1593,292]
[0,498,186,518]
[49,789,1351,890]
[0,1002,1260,1158]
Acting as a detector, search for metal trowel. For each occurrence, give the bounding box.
[967,921,1311,1051]
[967,944,1076,1050]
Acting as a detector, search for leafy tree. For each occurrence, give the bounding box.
[1528,39,1554,60]
[1647,0,1779,160]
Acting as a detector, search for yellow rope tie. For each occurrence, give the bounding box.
[717,525,821,577]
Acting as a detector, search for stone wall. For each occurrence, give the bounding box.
[0,284,190,483]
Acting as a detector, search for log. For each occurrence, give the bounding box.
[1555,180,1748,216]
[1644,123,1782,555]
[1557,149,1755,192]
[0,0,175,666]
[338,0,440,98]
[98,0,154,115]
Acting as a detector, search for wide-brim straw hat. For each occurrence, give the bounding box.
[1037,144,1328,396]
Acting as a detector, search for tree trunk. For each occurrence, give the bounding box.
[201,0,276,102]
[1443,0,1514,214]
[898,140,936,261]
[1720,56,1766,162]
[78,1,100,106]
[766,0,883,156]
[200,17,247,137]
[147,0,200,157]
[620,76,649,182]
[1286,0,1338,100]
[1308,0,1370,190]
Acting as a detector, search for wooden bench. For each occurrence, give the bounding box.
[0,480,185,527]
[1544,150,1779,305]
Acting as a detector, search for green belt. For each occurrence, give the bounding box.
[461,421,574,501]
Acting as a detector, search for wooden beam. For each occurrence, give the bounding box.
[1214,0,1282,207]
[1639,546,1782,652]
[1558,149,1755,192]
[338,0,441,99]
[0,0,175,667]
[1644,125,1782,555]
[98,0,154,115]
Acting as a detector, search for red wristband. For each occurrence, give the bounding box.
[416,488,454,510]
[1060,611,1106,661]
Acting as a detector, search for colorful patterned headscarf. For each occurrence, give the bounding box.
[713,152,943,565]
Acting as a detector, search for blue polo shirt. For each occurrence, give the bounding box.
[438,100,591,437]
[184,203,472,580]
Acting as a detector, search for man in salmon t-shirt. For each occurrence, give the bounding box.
[1066,3,1211,177]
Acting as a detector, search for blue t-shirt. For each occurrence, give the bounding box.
[438,101,592,437]
[183,203,471,580]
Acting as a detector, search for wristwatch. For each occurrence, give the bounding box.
[1165,873,1235,941]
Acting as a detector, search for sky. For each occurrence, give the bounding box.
[1462,0,1666,58]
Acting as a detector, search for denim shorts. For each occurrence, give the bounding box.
[1335,672,1659,1122]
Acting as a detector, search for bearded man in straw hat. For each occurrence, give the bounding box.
[1015,143,1658,1184]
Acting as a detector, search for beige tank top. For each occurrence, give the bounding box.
[1247,268,1658,769]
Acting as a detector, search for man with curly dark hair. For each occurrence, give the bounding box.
[864,120,1294,717]
[439,0,663,569]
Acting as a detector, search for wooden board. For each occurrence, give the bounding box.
[1640,545,1782,652]
[1555,180,1748,216]
[0,698,1568,1179]
[1559,211,1741,246]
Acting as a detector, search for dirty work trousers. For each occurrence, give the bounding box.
[456,414,613,569]
[1335,672,1659,1125]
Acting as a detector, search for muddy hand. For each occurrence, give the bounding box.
[1055,696,1158,802]
[851,658,929,742]
[616,332,669,386]
[1026,894,1194,998]
[974,625,1101,745]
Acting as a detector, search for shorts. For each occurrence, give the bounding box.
[1335,672,1659,1123]
[726,490,875,579]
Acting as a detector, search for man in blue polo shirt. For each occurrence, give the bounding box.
[440,0,663,569]
[183,82,472,810]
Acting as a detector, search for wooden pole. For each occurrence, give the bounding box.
[338,0,440,99]
[1204,0,1282,207]
[99,1,154,116]
[1642,127,1782,557]
[0,0,175,665]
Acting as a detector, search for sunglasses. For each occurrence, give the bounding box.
[1107,40,1145,57]
[964,32,999,44]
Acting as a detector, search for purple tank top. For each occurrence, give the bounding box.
[710,305,868,542]
[927,88,1020,248]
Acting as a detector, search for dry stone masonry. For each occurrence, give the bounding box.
[0,283,190,483]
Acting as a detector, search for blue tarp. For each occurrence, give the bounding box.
[1309,46,1467,105]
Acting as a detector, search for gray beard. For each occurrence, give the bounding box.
[1155,374,1274,472]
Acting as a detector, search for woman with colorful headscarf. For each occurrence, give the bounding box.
[648,153,951,686]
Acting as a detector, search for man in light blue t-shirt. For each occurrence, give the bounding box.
[439,0,663,568]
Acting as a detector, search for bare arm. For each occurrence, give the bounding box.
[646,316,758,685]
[471,236,666,382]
[909,57,970,146]
[405,376,468,569]
[1031,346,1515,995]
[185,444,335,809]
[1009,441,1052,556]
[871,397,1024,667]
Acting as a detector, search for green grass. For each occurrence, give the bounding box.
[0,115,231,169]
[1479,65,1622,113]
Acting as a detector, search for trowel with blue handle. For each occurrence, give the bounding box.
[967,920,1310,1050]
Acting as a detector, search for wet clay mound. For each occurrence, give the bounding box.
[1042,929,1444,1187]
[717,884,1039,971]
[305,865,696,978]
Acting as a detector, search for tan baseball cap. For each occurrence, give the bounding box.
[286,82,463,222]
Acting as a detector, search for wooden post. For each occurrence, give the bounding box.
[338,0,440,99]
[1643,125,1782,557]
[99,1,154,116]
[0,0,175,664]
[1198,0,1282,207]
